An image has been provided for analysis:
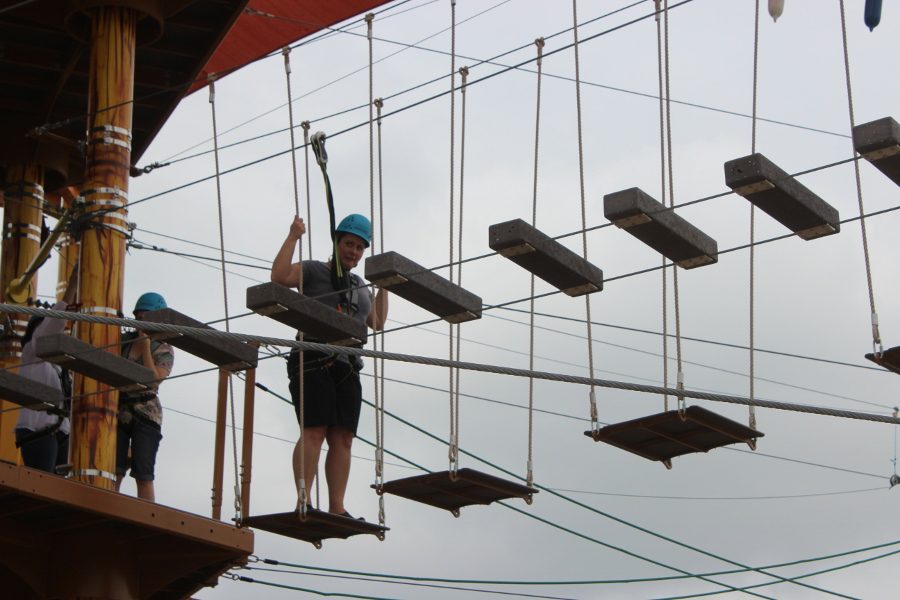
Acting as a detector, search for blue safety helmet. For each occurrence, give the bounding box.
[134,292,167,314]
[335,214,371,247]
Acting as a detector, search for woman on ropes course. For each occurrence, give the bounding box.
[271,214,388,519]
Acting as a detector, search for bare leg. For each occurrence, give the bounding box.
[136,480,155,502]
[293,426,326,508]
[324,426,354,514]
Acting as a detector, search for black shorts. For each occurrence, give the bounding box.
[15,428,68,473]
[287,350,362,435]
[116,415,162,482]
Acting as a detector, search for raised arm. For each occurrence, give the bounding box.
[367,287,388,331]
[271,216,306,288]
[134,336,173,383]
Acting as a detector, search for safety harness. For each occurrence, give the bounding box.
[15,316,72,448]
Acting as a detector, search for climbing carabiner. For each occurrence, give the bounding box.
[310,131,328,168]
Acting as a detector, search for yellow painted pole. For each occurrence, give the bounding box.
[0,165,44,463]
[212,369,229,520]
[70,5,135,491]
[240,346,259,522]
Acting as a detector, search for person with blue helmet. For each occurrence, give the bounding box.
[271,214,388,518]
[115,291,175,502]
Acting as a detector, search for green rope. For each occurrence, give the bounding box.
[354,406,770,599]
[359,399,851,599]
[653,547,900,600]
[230,574,399,599]
[257,538,900,587]
[249,381,890,597]
[243,565,578,600]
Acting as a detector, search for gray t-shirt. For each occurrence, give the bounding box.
[300,260,371,327]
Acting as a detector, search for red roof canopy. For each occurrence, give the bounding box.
[190,0,391,94]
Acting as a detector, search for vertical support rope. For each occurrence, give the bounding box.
[367,13,375,219]
[374,97,387,527]
[662,0,685,412]
[285,48,302,222]
[838,0,881,357]
[454,64,469,484]
[447,0,459,477]
[527,38,545,489]
[892,407,899,485]
[748,0,760,434]
[208,75,242,520]
[366,12,387,528]
[283,48,308,512]
[893,407,899,476]
[572,0,599,433]
[375,101,386,253]
[654,0,669,412]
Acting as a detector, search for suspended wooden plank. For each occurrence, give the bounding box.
[0,370,62,409]
[376,468,536,517]
[865,345,900,375]
[488,219,604,295]
[246,282,367,345]
[140,308,257,371]
[604,188,718,269]
[723,153,840,240]
[244,508,387,549]
[853,116,900,187]
[585,406,763,469]
[364,252,482,323]
[35,333,156,392]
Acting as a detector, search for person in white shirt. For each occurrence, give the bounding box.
[14,264,78,473]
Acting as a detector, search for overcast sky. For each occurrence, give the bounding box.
[37,1,900,598]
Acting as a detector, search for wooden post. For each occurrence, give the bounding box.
[240,345,259,522]
[69,5,135,491]
[0,165,44,463]
[211,369,228,520]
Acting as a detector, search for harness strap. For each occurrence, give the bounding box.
[15,416,64,448]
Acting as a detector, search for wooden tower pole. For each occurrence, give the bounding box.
[69,4,135,491]
[0,4,260,598]
[0,164,44,462]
